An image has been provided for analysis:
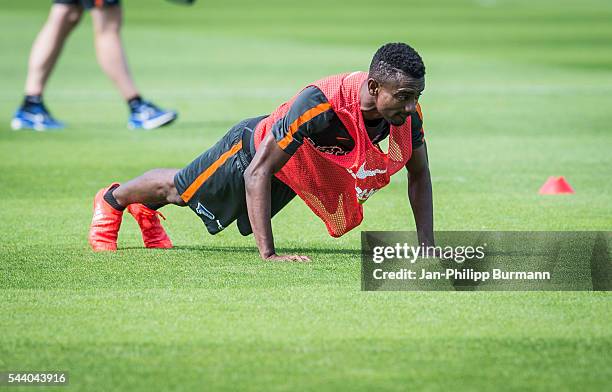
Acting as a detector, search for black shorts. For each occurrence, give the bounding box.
[54,0,120,9]
[174,116,296,236]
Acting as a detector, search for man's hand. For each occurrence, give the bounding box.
[264,254,311,262]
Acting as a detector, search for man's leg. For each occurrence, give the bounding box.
[25,4,83,96]
[90,5,138,100]
[91,5,177,129]
[88,169,185,251]
[12,4,82,131]
[112,169,186,207]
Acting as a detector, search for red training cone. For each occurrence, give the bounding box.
[539,176,575,194]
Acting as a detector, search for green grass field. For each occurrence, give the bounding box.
[1,0,611,390]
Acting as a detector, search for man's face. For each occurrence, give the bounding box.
[370,75,425,126]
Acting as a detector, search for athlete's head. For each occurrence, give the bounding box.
[368,43,426,126]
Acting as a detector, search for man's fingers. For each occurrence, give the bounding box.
[264,254,311,262]
[284,255,310,262]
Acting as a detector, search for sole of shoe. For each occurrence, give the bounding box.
[145,243,173,249]
[12,119,64,132]
[11,119,46,132]
[142,112,178,130]
[11,118,26,131]
[90,243,118,252]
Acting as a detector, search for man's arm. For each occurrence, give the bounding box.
[244,133,310,262]
[244,86,333,261]
[406,143,434,246]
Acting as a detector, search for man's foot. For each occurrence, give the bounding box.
[11,105,64,131]
[127,204,173,248]
[128,100,177,130]
[89,183,124,251]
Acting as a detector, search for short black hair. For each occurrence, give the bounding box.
[369,43,425,82]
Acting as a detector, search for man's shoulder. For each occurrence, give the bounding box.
[307,71,367,108]
[293,86,332,114]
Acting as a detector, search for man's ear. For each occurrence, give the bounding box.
[367,79,380,96]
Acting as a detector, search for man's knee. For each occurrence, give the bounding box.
[65,7,83,26]
[161,178,186,206]
[144,169,183,205]
[49,5,83,30]
[167,190,186,206]
[160,170,186,206]
[91,6,122,35]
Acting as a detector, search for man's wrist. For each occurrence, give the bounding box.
[260,249,276,259]
[417,230,434,247]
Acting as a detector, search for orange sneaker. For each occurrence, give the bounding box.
[127,203,173,249]
[89,183,124,251]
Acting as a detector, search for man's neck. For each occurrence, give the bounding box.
[359,79,382,121]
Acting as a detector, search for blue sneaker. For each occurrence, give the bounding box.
[11,105,64,131]
[128,100,177,130]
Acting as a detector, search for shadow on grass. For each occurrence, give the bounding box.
[118,245,360,257]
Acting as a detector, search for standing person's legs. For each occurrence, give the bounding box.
[24,4,83,96]
[11,3,83,131]
[90,3,177,130]
[90,4,138,100]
